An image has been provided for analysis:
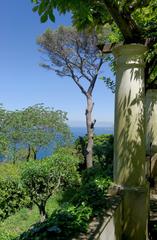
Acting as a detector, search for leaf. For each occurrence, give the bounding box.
[87,14,93,23]
[41,14,48,23]
[48,11,55,22]
[32,6,39,12]
[38,1,45,15]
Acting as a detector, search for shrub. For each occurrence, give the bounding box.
[19,204,92,240]
[75,134,114,173]
[73,166,112,211]
[18,165,112,240]
[0,231,13,240]
[21,148,81,222]
[93,134,114,166]
[0,163,30,221]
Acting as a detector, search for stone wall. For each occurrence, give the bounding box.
[95,197,122,240]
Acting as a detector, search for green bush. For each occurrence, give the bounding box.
[18,165,112,240]
[52,146,81,186]
[75,134,114,174]
[73,166,112,211]
[21,148,81,222]
[0,163,30,221]
[93,134,113,165]
[19,204,92,240]
[0,231,13,240]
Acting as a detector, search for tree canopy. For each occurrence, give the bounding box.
[0,105,8,156]
[0,104,71,162]
[31,0,157,85]
[21,147,80,221]
[37,27,104,96]
[31,0,157,43]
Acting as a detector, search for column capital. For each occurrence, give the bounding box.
[113,44,147,68]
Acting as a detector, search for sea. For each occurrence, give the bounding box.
[70,127,113,138]
[0,127,114,161]
[37,127,114,159]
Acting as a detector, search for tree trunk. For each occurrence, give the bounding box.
[85,94,94,168]
[39,202,47,222]
[12,143,16,164]
[26,144,31,161]
[32,147,37,160]
[103,0,144,43]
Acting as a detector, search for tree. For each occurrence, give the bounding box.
[5,110,24,163]
[4,104,71,163]
[31,0,156,43]
[37,26,106,168]
[0,163,30,220]
[21,148,80,222]
[31,0,157,86]
[75,134,113,174]
[0,104,9,158]
[20,104,71,160]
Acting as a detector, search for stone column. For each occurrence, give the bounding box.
[113,44,148,239]
[146,89,157,184]
[146,89,157,156]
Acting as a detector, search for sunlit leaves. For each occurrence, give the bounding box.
[31,0,157,42]
[0,163,30,220]
[0,104,71,162]
[21,148,80,218]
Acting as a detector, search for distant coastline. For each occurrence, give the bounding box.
[70,126,114,139]
[0,127,114,161]
[38,126,114,159]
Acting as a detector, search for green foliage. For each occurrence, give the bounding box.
[21,159,60,207]
[52,147,81,186]
[31,0,157,40]
[18,164,112,240]
[0,145,112,239]
[132,2,157,38]
[73,166,112,211]
[0,163,30,220]
[31,0,157,84]
[19,204,92,240]
[93,134,113,167]
[37,26,115,167]
[100,76,115,93]
[0,231,13,240]
[13,148,30,163]
[0,104,9,156]
[31,0,111,30]
[21,149,80,219]
[75,134,114,174]
[0,193,61,240]
[1,104,71,162]
[52,204,92,235]
[37,26,105,92]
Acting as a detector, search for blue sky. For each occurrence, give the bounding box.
[0,0,114,127]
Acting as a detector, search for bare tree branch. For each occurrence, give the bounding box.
[88,58,104,94]
[66,62,87,96]
[37,26,106,168]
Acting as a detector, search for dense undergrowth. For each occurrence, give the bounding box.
[0,194,61,240]
[0,134,113,240]
[17,166,111,240]
[0,163,31,221]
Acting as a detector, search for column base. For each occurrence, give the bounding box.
[121,186,149,240]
